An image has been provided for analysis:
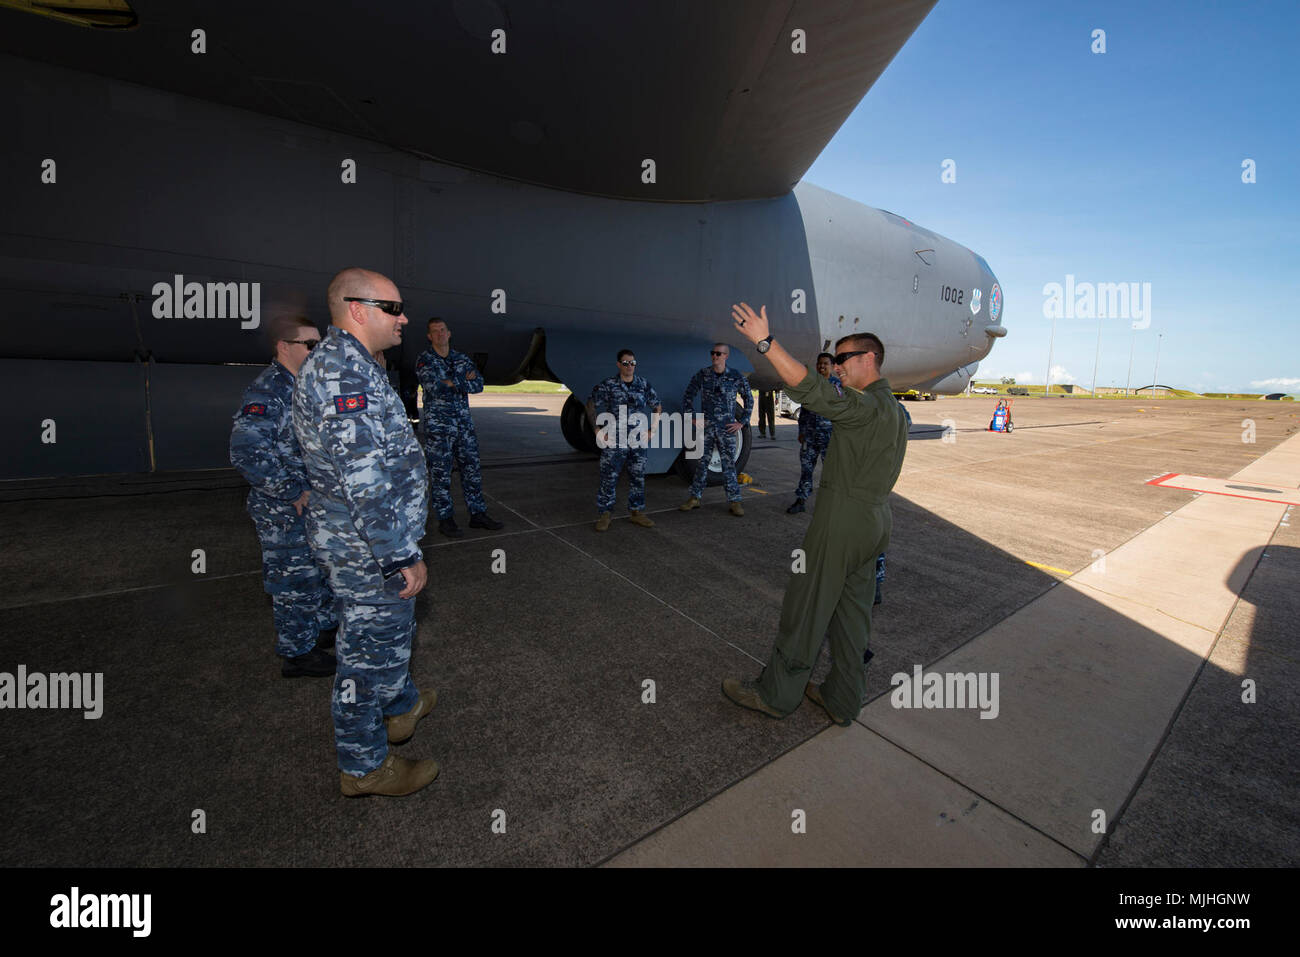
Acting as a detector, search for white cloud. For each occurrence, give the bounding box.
[1049,365,1076,384]
[1015,370,1034,382]
[1250,377,1300,389]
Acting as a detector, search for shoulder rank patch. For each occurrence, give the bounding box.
[333,393,368,414]
[241,403,267,416]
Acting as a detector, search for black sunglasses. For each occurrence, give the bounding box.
[284,338,319,350]
[710,351,727,357]
[619,359,636,366]
[833,350,873,366]
[343,297,405,316]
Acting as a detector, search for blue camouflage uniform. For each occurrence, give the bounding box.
[683,366,753,502]
[415,347,487,519]
[795,374,841,500]
[229,361,335,659]
[293,327,429,777]
[590,374,661,513]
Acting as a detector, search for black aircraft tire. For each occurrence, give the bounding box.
[560,395,599,454]
[673,423,751,486]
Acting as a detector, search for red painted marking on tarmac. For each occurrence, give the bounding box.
[1146,473,1300,506]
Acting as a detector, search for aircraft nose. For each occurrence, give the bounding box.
[984,274,1005,338]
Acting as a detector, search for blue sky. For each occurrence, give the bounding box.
[804,0,1299,394]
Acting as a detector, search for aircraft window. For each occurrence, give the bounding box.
[2,0,138,29]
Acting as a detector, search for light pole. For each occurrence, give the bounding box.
[1045,315,1057,398]
[1151,333,1163,397]
[1091,315,1103,398]
[1125,325,1136,397]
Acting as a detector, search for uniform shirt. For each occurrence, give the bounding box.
[682,367,753,425]
[229,361,307,505]
[783,371,907,505]
[416,347,483,427]
[797,374,841,441]
[293,326,428,579]
[590,374,661,450]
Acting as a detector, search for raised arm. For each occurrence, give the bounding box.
[730,303,807,388]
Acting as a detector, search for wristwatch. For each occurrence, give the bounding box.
[756,335,774,354]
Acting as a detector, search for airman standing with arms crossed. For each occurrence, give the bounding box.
[722,303,908,726]
[293,268,438,797]
[679,342,753,516]
[416,318,504,539]
[588,348,662,531]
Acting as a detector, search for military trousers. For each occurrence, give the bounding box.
[689,425,741,501]
[597,446,647,513]
[248,496,335,658]
[424,419,486,518]
[756,490,891,721]
[795,436,830,500]
[758,391,775,435]
[332,573,421,776]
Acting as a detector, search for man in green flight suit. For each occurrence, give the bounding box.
[722,302,908,726]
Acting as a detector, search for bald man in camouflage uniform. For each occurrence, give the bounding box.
[723,304,907,726]
[294,267,438,798]
[230,315,337,678]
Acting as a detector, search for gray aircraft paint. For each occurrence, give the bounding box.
[0,52,1001,480]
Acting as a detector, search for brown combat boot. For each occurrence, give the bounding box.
[594,512,612,531]
[728,501,745,517]
[385,689,437,744]
[339,752,440,797]
[628,510,655,528]
[679,497,701,511]
[721,678,784,718]
[805,683,851,727]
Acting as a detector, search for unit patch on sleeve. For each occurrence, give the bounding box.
[241,403,267,416]
[333,393,369,414]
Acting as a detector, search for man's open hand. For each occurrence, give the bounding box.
[732,303,769,344]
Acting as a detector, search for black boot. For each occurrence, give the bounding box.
[786,498,806,514]
[469,511,504,530]
[281,646,337,678]
[438,516,464,539]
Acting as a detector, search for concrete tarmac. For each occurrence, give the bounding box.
[0,394,1295,866]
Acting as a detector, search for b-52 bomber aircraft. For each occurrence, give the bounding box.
[0,0,1004,482]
